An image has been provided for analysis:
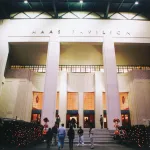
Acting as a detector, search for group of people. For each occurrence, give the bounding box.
[45,115,104,149]
[45,124,95,149]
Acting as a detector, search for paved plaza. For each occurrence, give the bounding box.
[1,142,148,150]
[32,143,139,150]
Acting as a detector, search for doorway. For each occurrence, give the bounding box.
[121,112,131,126]
[103,110,131,128]
[66,111,79,128]
[84,111,95,128]
[31,110,41,124]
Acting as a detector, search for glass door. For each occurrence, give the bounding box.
[122,114,130,126]
[31,113,41,124]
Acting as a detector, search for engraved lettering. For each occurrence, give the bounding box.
[49,30,53,34]
[126,32,130,35]
[32,31,36,34]
[117,31,120,35]
[30,29,130,37]
[102,31,105,34]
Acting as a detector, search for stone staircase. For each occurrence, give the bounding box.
[64,128,115,144]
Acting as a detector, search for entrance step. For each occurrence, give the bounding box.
[63,128,115,144]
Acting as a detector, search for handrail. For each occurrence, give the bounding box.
[10,65,150,73]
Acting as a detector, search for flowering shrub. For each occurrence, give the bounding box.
[0,119,43,147]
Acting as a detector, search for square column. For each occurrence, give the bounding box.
[41,38,60,127]
[102,35,121,130]
[95,72,103,128]
[78,92,83,127]
[59,72,67,127]
[0,41,9,95]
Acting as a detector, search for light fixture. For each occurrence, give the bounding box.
[24,0,28,4]
[135,1,139,5]
[80,0,83,4]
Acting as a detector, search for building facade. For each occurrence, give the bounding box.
[0,19,150,130]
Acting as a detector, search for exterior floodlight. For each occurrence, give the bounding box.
[80,0,83,4]
[24,0,28,4]
[135,1,139,5]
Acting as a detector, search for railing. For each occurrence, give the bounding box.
[10,65,150,73]
[59,65,103,73]
[117,65,150,73]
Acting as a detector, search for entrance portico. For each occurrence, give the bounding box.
[3,36,140,130]
[3,36,145,130]
[40,35,121,130]
[1,19,150,130]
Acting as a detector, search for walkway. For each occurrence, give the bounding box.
[33,143,136,150]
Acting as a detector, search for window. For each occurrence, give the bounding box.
[67,92,78,110]
[84,92,95,110]
[32,92,43,109]
[102,92,129,110]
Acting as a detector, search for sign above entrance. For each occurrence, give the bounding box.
[31,29,131,37]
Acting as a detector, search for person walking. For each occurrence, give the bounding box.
[100,115,103,129]
[46,128,53,148]
[77,126,84,146]
[58,123,66,149]
[67,126,75,150]
[52,124,58,146]
[89,126,94,149]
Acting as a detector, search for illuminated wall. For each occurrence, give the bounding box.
[60,43,150,66]
[8,43,150,67]
[60,43,103,65]
[67,92,78,110]
[32,92,59,110]
[115,44,150,65]
[56,92,59,110]
[103,92,129,110]
[32,92,43,110]
[119,92,129,110]
[83,92,95,110]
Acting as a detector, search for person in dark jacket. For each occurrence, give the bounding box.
[56,115,61,127]
[52,124,58,145]
[46,128,53,148]
[67,126,75,150]
[100,115,103,129]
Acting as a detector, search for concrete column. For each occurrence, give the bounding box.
[78,92,83,127]
[41,38,60,127]
[95,72,103,128]
[102,35,121,130]
[59,71,67,127]
[0,41,9,95]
